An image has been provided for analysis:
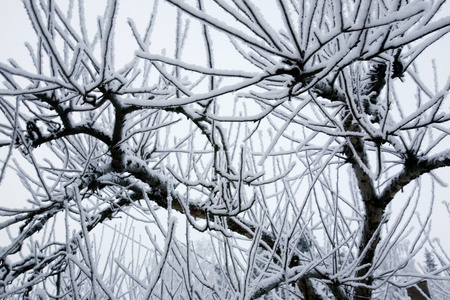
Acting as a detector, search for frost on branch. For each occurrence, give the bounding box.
[0,0,450,299]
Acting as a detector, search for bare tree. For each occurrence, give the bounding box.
[1,0,450,299]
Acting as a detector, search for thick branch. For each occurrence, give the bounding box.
[379,151,450,206]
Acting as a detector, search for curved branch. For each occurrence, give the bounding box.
[379,151,450,206]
